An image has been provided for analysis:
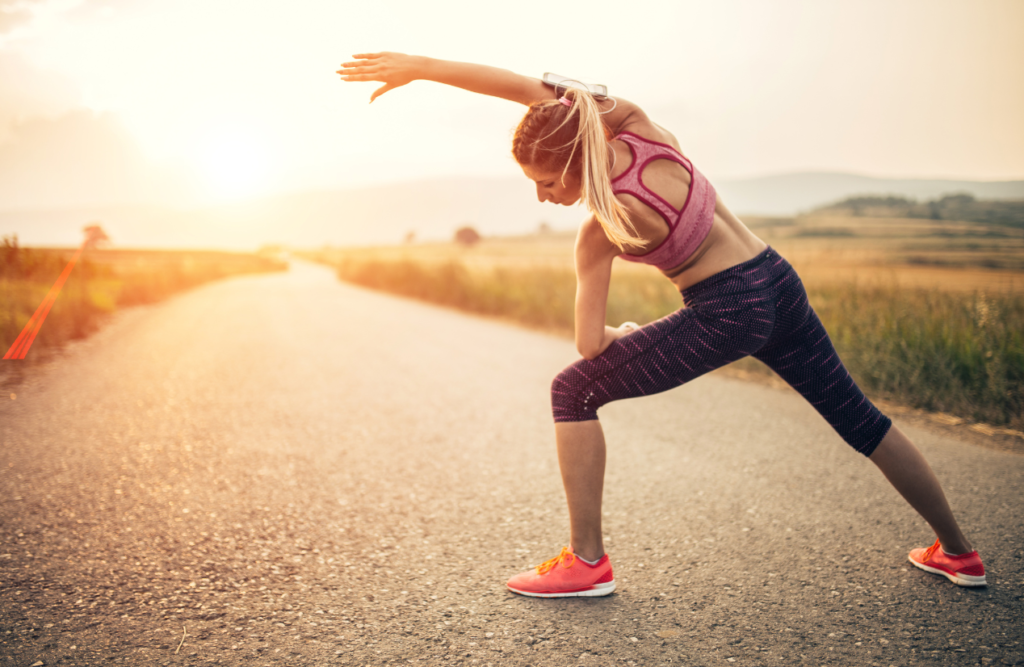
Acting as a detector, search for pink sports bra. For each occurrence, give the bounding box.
[611,131,717,271]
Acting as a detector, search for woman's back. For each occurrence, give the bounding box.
[609,130,718,275]
[600,110,767,291]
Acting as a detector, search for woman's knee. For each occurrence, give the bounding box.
[551,362,599,423]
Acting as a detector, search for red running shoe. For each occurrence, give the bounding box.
[908,539,987,587]
[506,546,616,598]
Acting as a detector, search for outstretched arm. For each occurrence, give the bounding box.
[339,53,652,145]
[338,52,555,105]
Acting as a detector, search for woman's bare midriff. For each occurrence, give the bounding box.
[662,198,768,292]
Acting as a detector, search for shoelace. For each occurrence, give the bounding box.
[536,547,576,575]
[921,540,941,562]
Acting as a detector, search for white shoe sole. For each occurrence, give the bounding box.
[507,580,616,598]
[908,556,987,587]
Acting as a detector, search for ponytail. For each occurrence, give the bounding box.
[512,89,644,251]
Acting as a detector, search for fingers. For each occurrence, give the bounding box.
[336,59,379,71]
[338,73,380,82]
[338,54,381,73]
[336,66,381,77]
[335,52,403,102]
[369,82,398,103]
[336,61,383,83]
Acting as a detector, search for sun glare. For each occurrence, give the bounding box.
[196,127,271,201]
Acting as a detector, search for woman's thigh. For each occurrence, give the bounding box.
[552,300,774,423]
[753,299,891,456]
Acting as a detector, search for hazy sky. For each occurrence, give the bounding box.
[1,0,1022,209]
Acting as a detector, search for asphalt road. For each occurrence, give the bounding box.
[1,259,1021,667]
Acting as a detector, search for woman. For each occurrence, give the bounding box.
[337,52,986,597]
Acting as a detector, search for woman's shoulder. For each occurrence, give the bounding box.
[575,215,621,264]
[604,98,684,155]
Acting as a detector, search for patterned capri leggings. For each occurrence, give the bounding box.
[551,246,892,456]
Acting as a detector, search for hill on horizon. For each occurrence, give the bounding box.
[811,192,1024,228]
[4,172,1023,250]
[715,171,1024,216]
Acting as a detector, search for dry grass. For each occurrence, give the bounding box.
[302,213,1024,430]
[747,213,1024,289]
[1,244,287,362]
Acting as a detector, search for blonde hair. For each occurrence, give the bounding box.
[512,89,644,250]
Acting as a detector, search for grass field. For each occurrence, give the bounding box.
[749,213,1024,291]
[1,240,287,363]
[301,212,1024,432]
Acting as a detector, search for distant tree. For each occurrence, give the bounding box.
[82,223,110,248]
[937,193,976,207]
[404,230,417,244]
[454,226,481,246]
[811,191,1024,229]
[933,193,977,222]
[815,195,917,218]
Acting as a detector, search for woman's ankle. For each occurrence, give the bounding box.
[571,543,605,563]
[939,536,973,555]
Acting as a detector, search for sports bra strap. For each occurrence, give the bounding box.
[610,131,693,227]
[609,131,717,272]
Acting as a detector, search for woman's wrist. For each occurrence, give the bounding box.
[600,325,622,351]
[411,55,434,82]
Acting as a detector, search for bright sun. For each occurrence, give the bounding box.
[196,127,271,200]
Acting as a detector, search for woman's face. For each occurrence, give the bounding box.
[521,163,582,206]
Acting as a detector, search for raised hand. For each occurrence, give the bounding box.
[337,52,422,103]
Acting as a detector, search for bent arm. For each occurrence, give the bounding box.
[339,52,555,105]
[574,216,630,360]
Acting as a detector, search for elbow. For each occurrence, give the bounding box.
[576,341,602,361]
